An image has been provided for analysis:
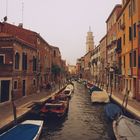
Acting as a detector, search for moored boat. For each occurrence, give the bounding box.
[40,100,68,117]
[40,93,69,118]
[113,115,140,140]
[63,89,72,98]
[104,103,122,120]
[91,91,110,103]
[0,120,43,140]
[65,83,74,93]
[88,85,102,94]
[86,82,94,89]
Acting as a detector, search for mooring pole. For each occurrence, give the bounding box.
[11,90,17,125]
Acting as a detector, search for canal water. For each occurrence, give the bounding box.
[37,82,115,140]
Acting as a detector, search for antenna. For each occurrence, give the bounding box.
[22,0,24,24]
[6,0,8,17]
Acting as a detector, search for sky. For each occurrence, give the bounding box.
[0,0,121,65]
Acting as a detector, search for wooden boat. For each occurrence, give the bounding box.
[40,93,69,117]
[91,91,110,103]
[113,115,140,140]
[104,103,122,120]
[0,120,43,140]
[40,100,68,117]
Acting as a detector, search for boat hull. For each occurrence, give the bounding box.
[0,120,43,140]
[113,115,140,140]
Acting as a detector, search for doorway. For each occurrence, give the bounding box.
[0,80,10,103]
[22,80,26,96]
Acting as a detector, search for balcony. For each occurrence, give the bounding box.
[120,23,125,30]
[116,38,122,53]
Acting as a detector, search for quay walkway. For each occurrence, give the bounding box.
[104,86,140,120]
[0,87,62,132]
[111,91,140,119]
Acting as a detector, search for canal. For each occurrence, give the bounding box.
[30,82,115,140]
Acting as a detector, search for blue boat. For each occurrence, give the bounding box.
[104,103,122,120]
[89,85,102,94]
[0,120,43,140]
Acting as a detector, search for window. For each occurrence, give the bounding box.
[0,55,4,64]
[139,31,140,45]
[133,50,136,67]
[130,79,131,90]
[123,56,125,68]
[33,56,37,71]
[129,27,132,41]
[139,56,140,68]
[132,0,136,13]
[129,52,132,67]
[33,79,36,86]
[123,34,125,45]
[22,52,27,70]
[129,4,132,17]
[15,52,20,69]
[133,23,136,38]
[14,81,18,89]
[123,14,125,24]
[54,50,56,57]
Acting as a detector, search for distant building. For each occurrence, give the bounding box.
[99,35,107,86]
[90,45,100,84]
[68,65,76,75]
[106,4,122,90]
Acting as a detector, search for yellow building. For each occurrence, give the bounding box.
[116,0,140,100]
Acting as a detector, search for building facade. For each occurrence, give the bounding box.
[106,5,122,91]
[0,22,65,103]
[0,33,37,102]
[99,35,107,87]
[116,0,140,100]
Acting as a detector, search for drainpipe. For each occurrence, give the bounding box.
[137,22,140,100]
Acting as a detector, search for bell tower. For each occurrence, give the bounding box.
[86,26,94,53]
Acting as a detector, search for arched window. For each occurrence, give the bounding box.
[54,50,56,57]
[33,56,37,71]
[15,52,20,69]
[22,52,27,70]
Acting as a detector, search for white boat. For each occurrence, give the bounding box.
[91,91,110,103]
[113,115,140,140]
[63,89,72,98]
[0,120,44,140]
[65,84,74,92]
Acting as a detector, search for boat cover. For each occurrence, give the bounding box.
[113,115,140,139]
[0,124,39,140]
[91,91,109,103]
[89,86,102,93]
[104,103,122,120]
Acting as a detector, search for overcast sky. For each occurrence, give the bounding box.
[0,0,121,65]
